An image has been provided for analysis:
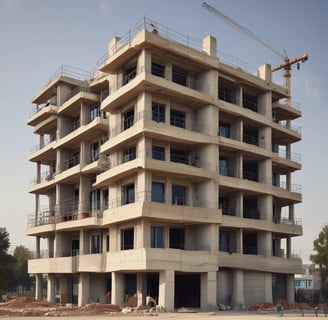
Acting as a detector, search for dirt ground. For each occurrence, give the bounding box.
[0,296,326,319]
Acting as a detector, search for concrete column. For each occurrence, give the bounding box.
[258,231,271,256]
[236,192,243,218]
[35,274,43,300]
[202,35,217,58]
[112,272,124,307]
[258,195,272,221]
[257,64,272,82]
[47,273,56,303]
[232,270,244,308]
[236,229,243,254]
[80,101,87,126]
[264,273,273,303]
[201,272,217,310]
[286,274,295,303]
[36,161,41,184]
[48,236,55,258]
[258,158,272,184]
[289,204,294,220]
[78,273,90,306]
[158,270,175,311]
[136,273,145,307]
[80,229,89,255]
[36,237,40,258]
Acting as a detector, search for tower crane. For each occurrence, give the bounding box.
[202,2,308,93]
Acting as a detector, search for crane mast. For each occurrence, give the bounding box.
[202,2,308,92]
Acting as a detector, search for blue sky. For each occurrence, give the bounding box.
[0,0,326,262]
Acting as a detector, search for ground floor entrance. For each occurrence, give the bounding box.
[174,273,200,308]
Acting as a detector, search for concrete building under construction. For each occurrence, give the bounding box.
[27,18,303,310]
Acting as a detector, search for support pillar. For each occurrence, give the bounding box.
[264,273,273,303]
[158,270,175,311]
[47,273,56,304]
[200,271,217,310]
[136,273,146,307]
[35,274,43,300]
[286,274,295,303]
[78,273,90,306]
[112,272,124,307]
[232,269,244,308]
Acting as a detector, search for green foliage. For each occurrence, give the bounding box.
[0,228,15,292]
[12,246,33,290]
[310,224,328,300]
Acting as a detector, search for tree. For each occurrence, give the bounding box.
[0,228,15,292]
[310,224,328,301]
[12,245,33,293]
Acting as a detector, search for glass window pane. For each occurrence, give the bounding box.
[152,182,164,203]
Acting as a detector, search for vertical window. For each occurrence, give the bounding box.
[151,226,164,248]
[219,122,230,138]
[152,182,164,203]
[123,146,136,162]
[123,108,134,130]
[90,190,100,211]
[219,197,230,215]
[106,234,110,252]
[151,63,165,77]
[172,185,186,205]
[91,234,101,254]
[91,142,99,162]
[172,67,187,86]
[90,105,100,121]
[169,228,184,249]
[73,189,79,211]
[122,184,135,205]
[152,146,165,160]
[103,189,109,209]
[219,158,228,176]
[170,109,185,128]
[123,66,137,84]
[219,233,230,252]
[170,149,189,164]
[121,228,134,250]
[152,103,165,122]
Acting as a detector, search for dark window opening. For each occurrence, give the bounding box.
[172,185,186,205]
[90,190,100,212]
[243,198,259,219]
[122,184,135,205]
[172,67,187,86]
[121,228,134,250]
[152,103,165,123]
[170,109,185,128]
[243,94,258,112]
[169,228,185,250]
[170,148,189,164]
[243,127,259,146]
[243,233,257,255]
[123,146,136,162]
[219,233,230,252]
[123,66,137,85]
[91,142,99,162]
[123,108,134,130]
[71,239,79,256]
[91,234,101,254]
[174,274,200,308]
[125,274,137,296]
[151,63,165,77]
[219,122,230,138]
[219,158,229,176]
[243,161,259,182]
[151,226,164,248]
[152,182,164,203]
[152,146,165,160]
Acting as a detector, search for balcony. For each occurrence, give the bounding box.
[27,97,58,127]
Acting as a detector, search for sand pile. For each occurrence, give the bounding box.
[0,296,55,309]
[80,303,121,315]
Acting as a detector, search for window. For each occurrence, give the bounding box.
[243,94,258,112]
[219,197,230,215]
[152,146,165,160]
[151,226,164,248]
[152,102,165,123]
[219,122,230,138]
[219,233,230,252]
[123,108,134,130]
[103,189,109,209]
[90,105,100,121]
[91,142,99,162]
[172,184,186,205]
[151,63,165,77]
[106,234,110,252]
[90,190,100,211]
[123,146,136,163]
[121,228,134,250]
[243,198,259,219]
[170,109,185,128]
[68,151,80,168]
[152,182,165,203]
[172,67,187,86]
[169,228,184,249]
[123,66,137,85]
[71,239,80,256]
[219,158,228,176]
[170,148,189,164]
[122,184,135,205]
[91,234,101,254]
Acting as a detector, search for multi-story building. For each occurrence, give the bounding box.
[27,19,303,310]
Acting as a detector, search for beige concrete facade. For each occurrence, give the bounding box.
[27,19,303,311]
